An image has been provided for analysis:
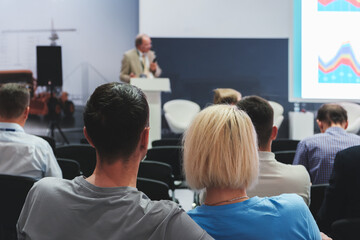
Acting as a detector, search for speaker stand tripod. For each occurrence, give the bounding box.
[48,119,69,144]
[46,84,69,144]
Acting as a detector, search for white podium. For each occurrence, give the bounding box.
[289,111,314,140]
[130,78,171,147]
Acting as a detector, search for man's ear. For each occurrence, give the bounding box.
[83,127,95,148]
[140,127,150,151]
[270,126,278,141]
[23,106,30,120]
[317,119,323,132]
[344,120,348,130]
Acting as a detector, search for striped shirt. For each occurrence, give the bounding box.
[293,127,360,184]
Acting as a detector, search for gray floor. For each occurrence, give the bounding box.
[25,106,85,145]
[175,189,195,212]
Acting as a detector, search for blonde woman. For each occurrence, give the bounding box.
[183,105,321,240]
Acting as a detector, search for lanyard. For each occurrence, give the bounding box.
[0,128,16,132]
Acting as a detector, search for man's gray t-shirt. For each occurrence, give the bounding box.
[17,176,211,240]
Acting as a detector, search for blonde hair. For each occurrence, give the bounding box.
[183,105,259,190]
[213,88,242,105]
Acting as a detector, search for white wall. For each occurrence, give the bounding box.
[0,0,139,104]
[0,0,294,104]
[140,0,292,38]
[140,0,294,106]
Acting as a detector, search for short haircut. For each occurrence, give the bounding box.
[183,105,259,190]
[317,104,347,126]
[135,34,148,47]
[83,83,149,162]
[213,88,241,105]
[237,96,273,149]
[0,83,30,119]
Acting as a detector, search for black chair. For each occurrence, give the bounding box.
[271,139,300,152]
[274,150,296,165]
[79,138,89,144]
[331,218,360,240]
[37,135,56,153]
[136,177,172,201]
[145,146,184,187]
[57,158,82,180]
[309,184,329,220]
[0,174,36,240]
[138,161,176,201]
[152,138,181,147]
[55,144,96,177]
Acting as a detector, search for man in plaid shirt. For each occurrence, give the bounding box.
[293,104,360,184]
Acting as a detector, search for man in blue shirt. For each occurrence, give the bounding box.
[0,83,62,179]
[293,104,360,184]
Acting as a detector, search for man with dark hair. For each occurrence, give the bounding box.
[317,145,360,235]
[237,96,311,205]
[293,103,360,184]
[0,83,61,180]
[17,83,211,240]
[120,34,162,83]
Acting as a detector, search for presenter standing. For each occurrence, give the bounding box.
[120,34,162,83]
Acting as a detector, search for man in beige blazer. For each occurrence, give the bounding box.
[120,34,162,83]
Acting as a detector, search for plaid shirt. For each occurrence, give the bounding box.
[293,127,360,184]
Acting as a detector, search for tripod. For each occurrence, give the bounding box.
[47,84,69,144]
[49,120,69,144]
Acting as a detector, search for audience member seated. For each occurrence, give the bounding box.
[213,88,241,105]
[237,96,311,205]
[0,83,62,180]
[17,83,212,240]
[293,104,360,184]
[183,104,323,240]
[317,145,360,236]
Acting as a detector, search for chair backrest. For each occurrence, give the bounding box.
[268,100,284,129]
[0,174,36,239]
[136,177,171,201]
[145,146,183,182]
[55,144,96,177]
[80,138,89,144]
[57,158,82,180]
[331,218,360,240]
[138,161,175,191]
[152,138,181,147]
[309,184,329,220]
[163,99,200,117]
[271,139,300,152]
[274,150,296,165]
[37,135,56,153]
[163,99,200,134]
[338,102,360,134]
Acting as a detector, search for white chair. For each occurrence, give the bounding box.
[163,99,200,134]
[268,101,284,130]
[338,102,360,134]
